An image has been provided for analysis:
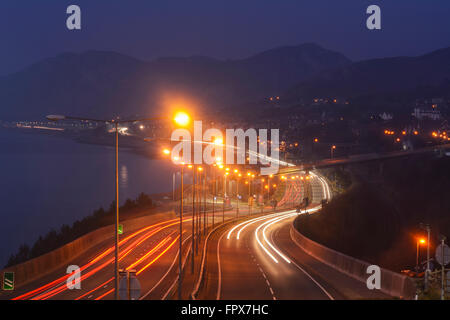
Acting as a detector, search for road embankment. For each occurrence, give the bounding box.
[290,222,416,299]
[0,211,175,289]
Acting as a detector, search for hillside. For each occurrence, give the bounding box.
[286,46,450,100]
[296,155,450,272]
[0,43,351,120]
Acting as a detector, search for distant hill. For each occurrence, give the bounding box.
[286,46,450,100]
[0,43,351,120]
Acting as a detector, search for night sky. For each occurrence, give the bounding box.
[1,0,449,76]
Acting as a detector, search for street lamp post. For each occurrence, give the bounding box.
[178,165,184,300]
[47,115,162,300]
[331,145,336,159]
[191,164,196,274]
[114,122,119,300]
[420,223,432,291]
[212,165,216,228]
[47,112,190,300]
[222,193,225,223]
[426,225,431,291]
[203,169,207,236]
[196,169,201,251]
[236,174,241,218]
[172,172,176,201]
[416,238,425,271]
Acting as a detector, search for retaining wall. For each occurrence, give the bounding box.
[290,224,416,299]
[1,211,176,289]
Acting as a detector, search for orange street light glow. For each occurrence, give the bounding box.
[214,137,223,145]
[173,112,190,126]
[163,148,170,155]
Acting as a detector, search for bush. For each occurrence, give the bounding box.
[5,193,154,268]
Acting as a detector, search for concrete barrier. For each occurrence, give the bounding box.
[0,211,176,289]
[290,224,416,299]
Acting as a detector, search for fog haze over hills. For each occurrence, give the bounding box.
[285,46,450,100]
[0,43,350,120]
[1,43,450,121]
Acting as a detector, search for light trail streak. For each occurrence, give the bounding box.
[18,218,192,300]
[95,288,114,300]
[226,211,292,240]
[262,215,294,263]
[126,233,173,270]
[75,278,114,300]
[236,211,293,240]
[13,218,181,300]
[76,232,179,300]
[136,235,180,275]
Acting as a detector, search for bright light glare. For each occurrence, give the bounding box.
[173,112,190,126]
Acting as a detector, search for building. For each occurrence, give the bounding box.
[412,108,441,121]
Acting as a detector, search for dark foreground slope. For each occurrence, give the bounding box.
[296,155,450,272]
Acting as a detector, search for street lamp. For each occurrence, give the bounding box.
[173,112,190,127]
[223,172,229,223]
[47,112,188,300]
[236,173,242,217]
[331,145,336,159]
[416,238,426,272]
[419,223,431,291]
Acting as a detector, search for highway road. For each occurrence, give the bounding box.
[2,171,390,300]
[195,174,390,300]
[1,200,265,300]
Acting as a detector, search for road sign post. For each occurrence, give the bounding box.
[3,272,14,290]
[436,240,449,300]
[118,269,141,300]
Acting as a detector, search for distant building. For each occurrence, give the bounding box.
[379,112,393,121]
[412,108,441,121]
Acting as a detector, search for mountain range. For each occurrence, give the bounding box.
[0,43,350,120]
[0,43,449,120]
[285,46,450,100]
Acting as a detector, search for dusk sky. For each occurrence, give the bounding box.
[1,0,449,76]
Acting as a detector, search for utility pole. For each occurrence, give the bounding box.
[114,122,119,300]
[203,170,206,236]
[236,177,239,218]
[426,225,431,291]
[440,236,446,300]
[212,168,215,228]
[172,172,175,201]
[191,165,196,274]
[178,165,184,300]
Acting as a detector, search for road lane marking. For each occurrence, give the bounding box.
[216,230,227,300]
[271,224,335,300]
[143,234,191,300]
